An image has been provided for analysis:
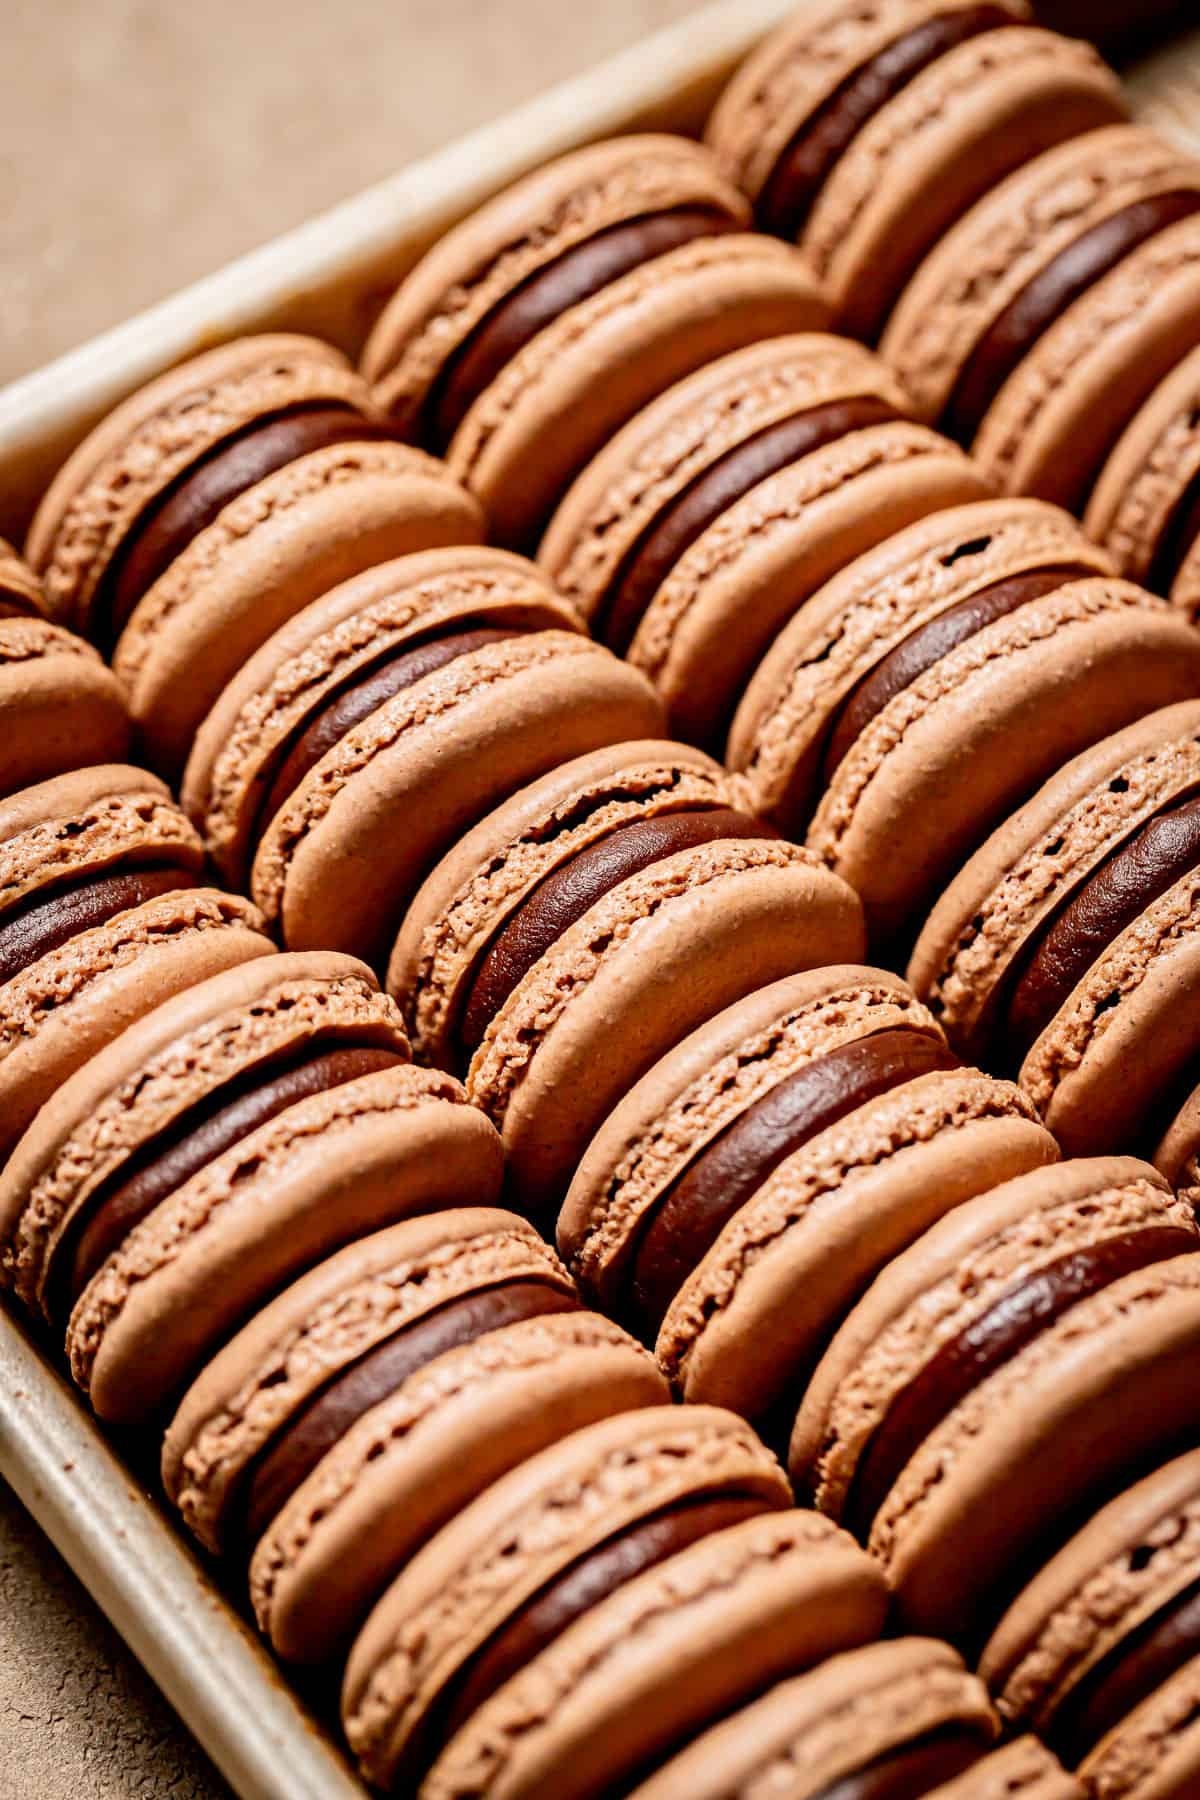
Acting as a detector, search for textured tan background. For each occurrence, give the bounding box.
[0,3,700,1794]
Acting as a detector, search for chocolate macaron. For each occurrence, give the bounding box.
[630,1641,1081,1800]
[791,1157,1200,1646]
[340,1405,887,1796]
[361,136,830,546]
[390,741,866,1228]
[883,127,1200,511]
[164,1208,667,1663]
[26,335,484,775]
[0,764,270,1166]
[575,967,1057,1425]
[0,539,129,794]
[728,498,1200,949]
[0,951,503,1422]
[538,333,988,746]
[983,1447,1200,1798]
[706,0,1124,341]
[910,699,1200,1159]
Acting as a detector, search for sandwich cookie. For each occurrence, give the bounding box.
[983,1447,1200,1798]
[26,335,484,775]
[0,537,45,619]
[183,546,661,917]
[0,765,269,1166]
[630,1640,1064,1800]
[791,1157,1200,1646]
[705,0,1124,341]
[361,136,829,546]
[164,1210,668,1664]
[0,952,502,1422]
[538,334,988,747]
[728,498,1200,950]
[1086,344,1200,618]
[340,1405,887,1796]
[910,700,1200,1159]
[883,127,1200,511]
[391,742,866,1228]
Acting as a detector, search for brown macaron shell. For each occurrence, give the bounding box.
[65,1057,502,1424]
[706,0,1125,341]
[247,621,665,970]
[0,537,45,618]
[627,1638,1001,1800]
[0,950,410,1317]
[539,333,987,745]
[0,619,130,797]
[1087,344,1200,616]
[183,546,585,888]
[390,740,746,1069]
[1081,1663,1200,1800]
[559,966,949,1324]
[852,1168,1200,1645]
[465,837,865,1229]
[882,127,1200,432]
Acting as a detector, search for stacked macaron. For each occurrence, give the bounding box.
[0,536,129,796]
[361,136,831,547]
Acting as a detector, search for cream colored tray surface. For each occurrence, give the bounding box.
[1,4,1199,1796]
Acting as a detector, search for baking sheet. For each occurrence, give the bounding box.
[1,4,1199,1796]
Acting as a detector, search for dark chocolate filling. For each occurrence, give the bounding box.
[596,395,903,657]
[1048,1572,1200,1766]
[946,191,1200,443]
[822,564,1096,784]
[1002,788,1200,1067]
[403,1491,772,1786]
[0,863,200,989]
[254,625,521,840]
[47,1042,406,1323]
[808,1728,992,1800]
[841,1226,1199,1538]
[95,403,392,651]
[1148,455,1200,600]
[423,206,741,451]
[458,807,778,1058]
[626,1026,959,1338]
[239,1278,579,1551]
[758,6,1018,242]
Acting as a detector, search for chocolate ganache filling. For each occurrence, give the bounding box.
[808,1729,993,1800]
[758,6,1019,242]
[1048,1573,1200,1766]
[0,863,201,990]
[1149,460,1200,600]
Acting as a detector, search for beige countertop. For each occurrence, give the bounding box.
[0,2,699,1793]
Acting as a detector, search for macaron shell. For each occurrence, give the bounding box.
[361,136,750,416]
[184,546,574,884]
[981,1446,1200,1731]
[538,333,910,622]
[0,889,271,1169]
[882,126,1200,424]
[67,1062,503,1421]
[340,1404,793,1785]
[0,538,45,615]
[466,840,866,1223]
[112,440,484,776]
[808,579,1200,946]
[727,496,1109,828]
[1080,1655,1200,1800]
[1020,863,1200,1155]
[418,1511,888,1800]
[804,27,1126,340]
[448,234,830,548]
[390,740,730,1066]
[1086,344,1200,598]
[909,699,1200,1050]
[974,213,1200,509]
[0,621,130,796]
[937,1739,1085,1800]
[0,763,203,910]
[626,1637,995,1800]
[252,1312,670,1664]
[252,632,665,966]
[1,950,405,1312]
[559,966,937,1303]
[873,1254,1200,1642]
[658,1067,1057,1415]
[791,1157,1185,1513]
[26,335,358,630]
